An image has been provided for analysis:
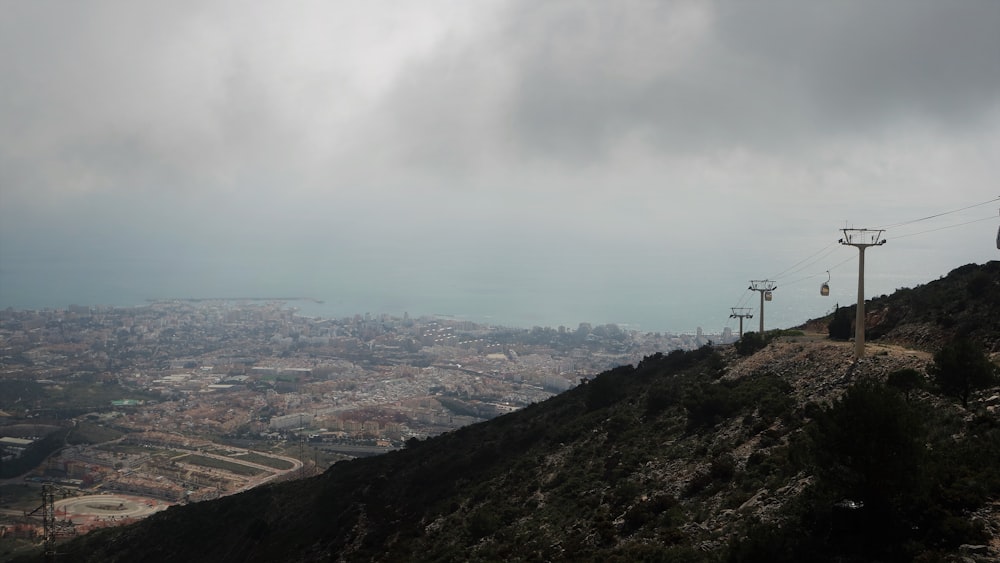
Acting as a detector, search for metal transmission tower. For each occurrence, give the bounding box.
[23,483,75,562]
[729,307,753,338]
[839,228,886,360]
[748,280,777,334]
[22,483,56,561]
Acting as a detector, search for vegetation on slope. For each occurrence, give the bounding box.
[733,376,1000,562]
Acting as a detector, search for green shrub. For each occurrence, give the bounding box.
[467,506,501,540]
[586,365,635,410]
[684,384,736,428]
[929,337,998,407]
[710,454,736,481]
[645,379,682,416]
[886,368,923,401]
[735,332,768,356]
[828,304,852,340]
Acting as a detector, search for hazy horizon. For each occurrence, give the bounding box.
[2,257,994,334]
[2,1,998,333]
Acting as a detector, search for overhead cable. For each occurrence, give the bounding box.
[891,214,998,240]
[767,242,839,280]
[876,196,999,230]
[777,254,856,288]
[727,196,998,321]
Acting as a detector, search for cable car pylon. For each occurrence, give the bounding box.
[729,307,753,338]
[839,228,886,360]
[748,280,777,334]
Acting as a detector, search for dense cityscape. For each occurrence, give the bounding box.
[0,300,731,543]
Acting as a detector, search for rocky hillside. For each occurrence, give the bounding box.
[809,261,1000,353]
[17,263,1000,563]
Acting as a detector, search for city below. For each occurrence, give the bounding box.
[0,300,733,539]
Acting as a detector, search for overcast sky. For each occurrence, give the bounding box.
[1,1,998,332]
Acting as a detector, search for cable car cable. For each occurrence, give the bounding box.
[775,255,856,288]
[767,241,839,280]
[770,208,993,291]
[876,196,999,230]
[727,197,996,329]
[890,214,997,240]
[772,245,840,282]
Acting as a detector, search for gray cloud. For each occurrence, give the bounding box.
[717,2,1000,123]
[374,0,1000,168]
[1,0,998,331]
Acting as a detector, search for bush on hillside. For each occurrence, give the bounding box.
[828,304,852,340]
[929,337,998,408]
[734,332,768,356]
[886,368,923,401]
[734,379,931,561]
[684,373,792,430]
[810,379,927,514]
[729,363,1000,562]
[585,365,635,411]
[966,270,995,300]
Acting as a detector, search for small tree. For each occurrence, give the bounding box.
[828,304,852,340]
[809,379,927,552]
[735,331,768,356]
[886,368,923,402]
[929,338,998,408]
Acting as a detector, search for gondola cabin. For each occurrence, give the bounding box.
[764,290,773,301]
[821,282,830,296]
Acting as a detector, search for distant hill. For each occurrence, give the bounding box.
[16,262,1000,563]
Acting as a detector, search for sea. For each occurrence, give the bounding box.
[0,258,846,336]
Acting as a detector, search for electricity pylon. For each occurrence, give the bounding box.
[22,483,57,561]
[839,228,886,359]
[729,307,753,338]
[748,280,777,334]
[24,483,75,563]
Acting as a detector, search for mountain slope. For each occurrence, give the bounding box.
[23,262,1000,562]
[812,261,1000,352]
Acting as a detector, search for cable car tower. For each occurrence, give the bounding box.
[748,280,777,334]
[729,307,753,338]
[839,228,886,359]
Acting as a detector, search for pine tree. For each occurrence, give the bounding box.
[930,337,998,408]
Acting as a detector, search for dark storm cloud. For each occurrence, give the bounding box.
[377,0,1000,165]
